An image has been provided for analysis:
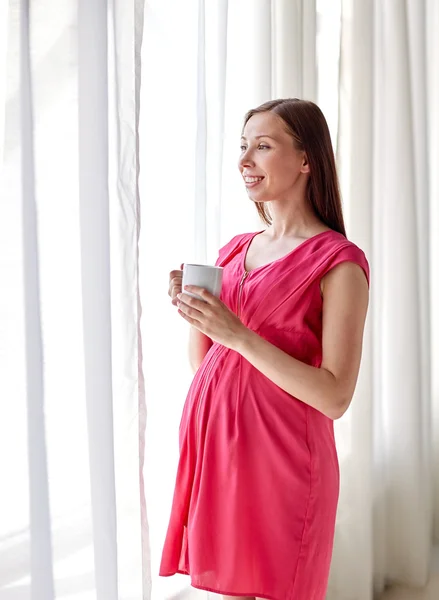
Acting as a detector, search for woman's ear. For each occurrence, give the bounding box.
[300,153,310,175]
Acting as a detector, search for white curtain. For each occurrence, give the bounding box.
[3,0,438,599]
[142,1,438,600]
[429,0,439,547]
[0,1,149,599]
[329,1,438,598]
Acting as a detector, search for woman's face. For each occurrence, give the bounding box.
[238,111,309,204]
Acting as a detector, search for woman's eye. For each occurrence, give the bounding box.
[240,144,269,151]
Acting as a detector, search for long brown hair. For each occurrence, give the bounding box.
[243,98,346,237]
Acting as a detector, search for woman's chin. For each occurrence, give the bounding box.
[247,191,269,204]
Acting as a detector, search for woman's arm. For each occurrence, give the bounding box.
[234,262,369,419]
[188,327,213,373]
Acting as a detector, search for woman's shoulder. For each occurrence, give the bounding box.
[320,231,370,286]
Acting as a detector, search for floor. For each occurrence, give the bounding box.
[380,547,439,600]
[379,574,439,600]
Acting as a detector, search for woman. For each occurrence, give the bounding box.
[160,98,369,600]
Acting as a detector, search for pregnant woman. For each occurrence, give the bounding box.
[160,98,370,600]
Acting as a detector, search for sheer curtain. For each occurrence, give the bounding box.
[330,1,438,598]
[3,0,438,599]
[429,0,439,547]
[142,1,438,600]
[0,1,149,599]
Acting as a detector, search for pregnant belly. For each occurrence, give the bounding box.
[179,340,336,479]
[179,343,230,447]
[181,345,308,452]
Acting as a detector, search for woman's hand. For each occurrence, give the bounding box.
[168,265,183,306]
[177,285,249,350]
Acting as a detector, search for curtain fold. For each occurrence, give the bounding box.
[373,0,431,586]
[21,0,55,597]
[272,0,316,99]
[108,0,150,596]
[0,1,9,170]
[0,1,148,598]
[78,0,119,597]
[427,0,439,544]
[328,1,375,595]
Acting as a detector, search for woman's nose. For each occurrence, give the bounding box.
[239,150,255,169]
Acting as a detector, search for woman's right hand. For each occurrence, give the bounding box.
[168,264,184,306]
[169,263,213,371]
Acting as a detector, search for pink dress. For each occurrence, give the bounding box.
[160,230,370,600]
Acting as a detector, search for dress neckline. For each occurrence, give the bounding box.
[241,229,335,275]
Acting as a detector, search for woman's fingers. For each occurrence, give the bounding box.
[183,285,217,305]
[177,293,205,315]
[168,269,183,303]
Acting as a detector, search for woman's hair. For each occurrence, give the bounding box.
[243,98,346,237]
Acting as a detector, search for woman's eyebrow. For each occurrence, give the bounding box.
[241,134,277,141]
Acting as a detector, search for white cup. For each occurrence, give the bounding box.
[182,263,223,300]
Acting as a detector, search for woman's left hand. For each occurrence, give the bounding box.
[177,286,248,350]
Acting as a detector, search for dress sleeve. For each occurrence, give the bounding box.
[320,242,370,288]
[214,233,252,268]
